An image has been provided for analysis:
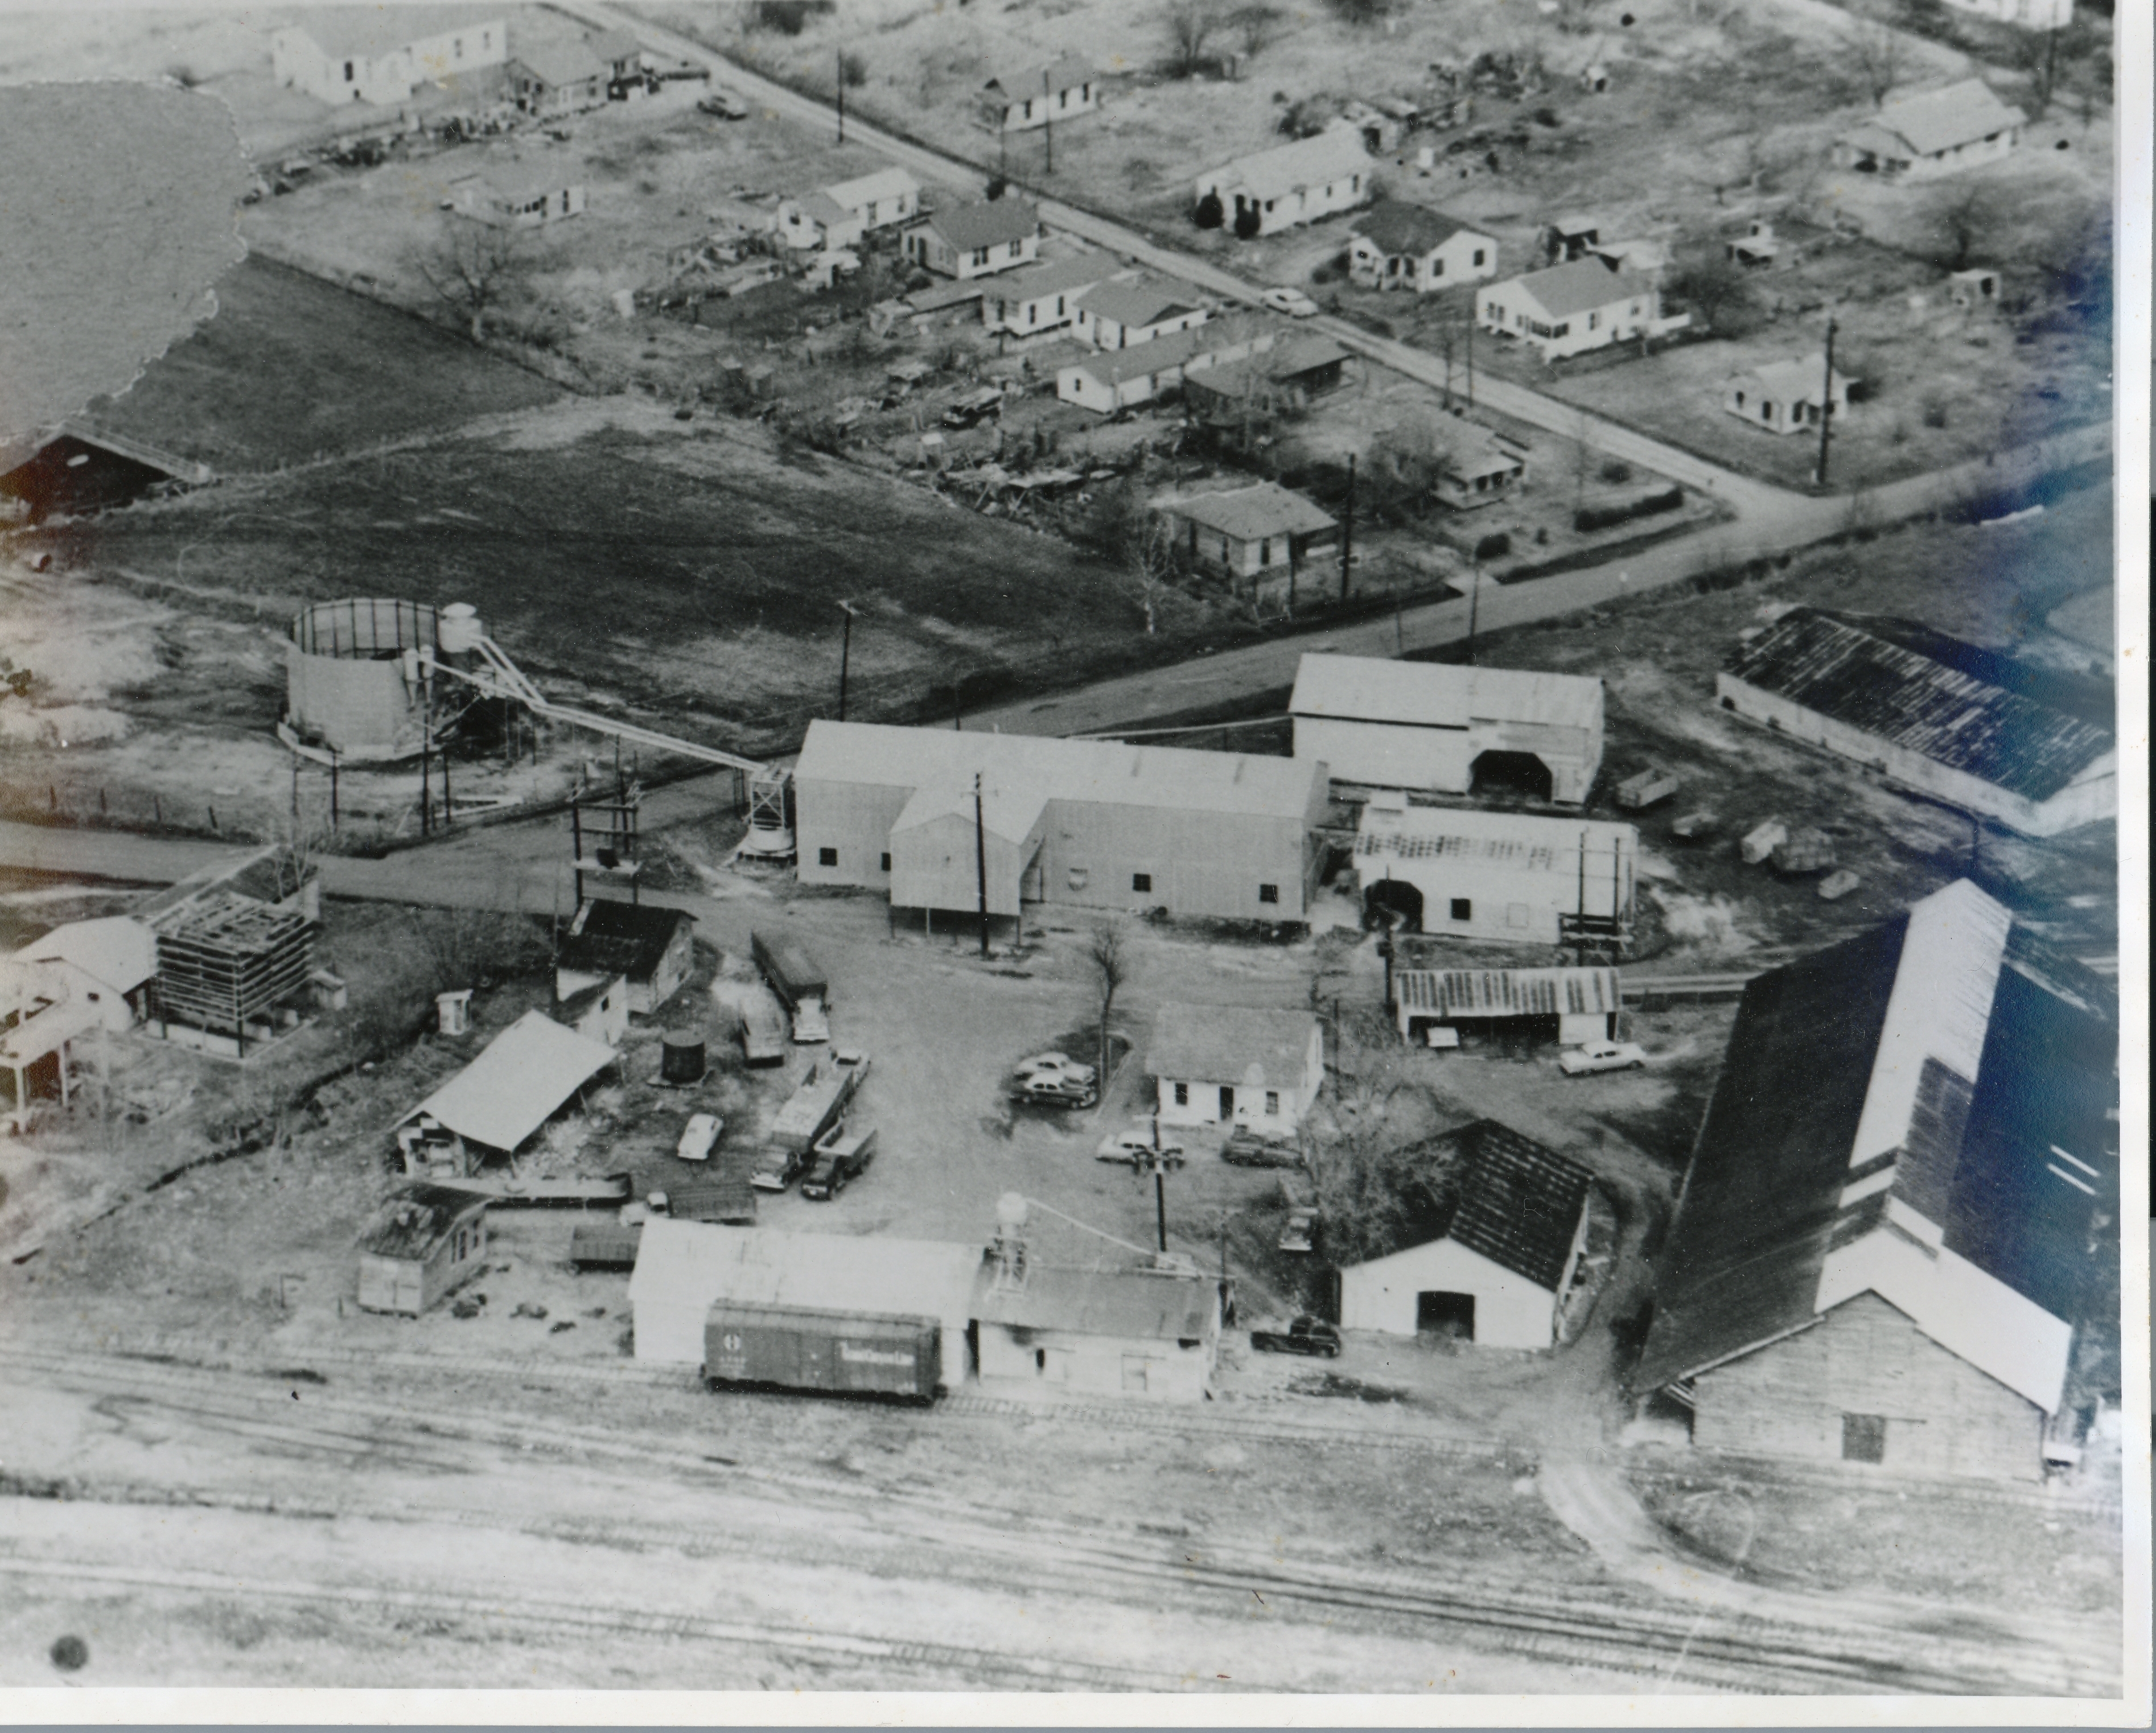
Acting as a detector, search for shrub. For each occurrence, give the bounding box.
[1194,191,1225,229]
[1473,531,1511,559]
[1533,105,1560,126]
[839,50,869,85]
[748,0,833,32]
[1922,398,1948,429]
[1573,487,1684,533]
[1233,203,1261,240]
[1598,459,1632,484]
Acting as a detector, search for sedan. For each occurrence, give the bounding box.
[676,1113,723,1162]
[1259,286,1320,318]
[1558,1039,1649,1076]
[1014,1075,1097,1110]
[1096,1129,1186,1168]
[698,88,750,118]
[1015,1051,1097,1088]
[1223,1127,1303,1168]
[1278,1207,1318,1254]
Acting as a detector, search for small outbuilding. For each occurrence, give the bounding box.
[1437,439,1528,509]
[1334,1119,1594,1348]
[556,898,696,1014]
[452,168,586,228]
[1949,266,2000,308]
[1147,1001,1324,1137]
[396,1008,620,1172]
[355,1183,489,1316]
[973,1261,1221,1401]
[1182,334,1351,425]
[1391,965,1620,1047]
[554,972,629,1047]
[1724,355,1853,435]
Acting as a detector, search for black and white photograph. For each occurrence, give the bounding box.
[0,0,2145,1712]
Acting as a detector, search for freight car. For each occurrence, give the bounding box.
[702,1302,941,1403]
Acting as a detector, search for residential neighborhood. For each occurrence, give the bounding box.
[0,0,2132,1704]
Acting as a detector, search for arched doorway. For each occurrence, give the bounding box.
[1363,878,1424,932]
[1470,749,1554,802]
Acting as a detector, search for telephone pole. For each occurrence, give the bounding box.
[974,771,991,958]
[835,51,845,143]
[1042,70,1053,175]
[1815,315,1837,487]
[836,601,855,721]
[1339,454,1355,601]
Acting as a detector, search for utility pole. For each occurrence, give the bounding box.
[1339,454,1355,602]
[1042,70,1053,175]
[1149,1117,1168,1254]
[1466,310,1475,407]
[836,52,845,143]
[974,771,991,958]
[1815,314,1837,488]
[1466,561,1480,664]
[836,601,855,721]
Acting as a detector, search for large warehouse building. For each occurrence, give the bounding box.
[793,722,1331,924]
[1290,653,1604,805]
[1353,797,1637,946]
[1716,608,2115,837]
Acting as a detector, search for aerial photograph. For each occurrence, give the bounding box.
[0,0,2136,1705]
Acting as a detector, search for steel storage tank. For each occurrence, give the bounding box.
[660,1032,707,1085]
[283,598,439,760]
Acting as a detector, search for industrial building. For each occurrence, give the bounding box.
[793,722,1330,925]
[973,1263,1221,1401]
[1290,653,1604,805]
[282,598,446,761]
[1353,797,1637,948]
[1390,964,1620,1047]
[1,961,104,1132]
[1632,880,2117,1482]
[1334,1119,1594,1348]
[269,6,505,107]
[1146,1002,1324,1137]
[396,1008,619,1174]
[1717,608,2116,837]
[355,1184,491,1316]
[556,899,695,1014]
[139,853,320,1060]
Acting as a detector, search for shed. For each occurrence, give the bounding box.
[9,916,156,1031]
[972,1262,1220,1401]
[1949,266,2000,308]
[356,1183,489,1316]
[556,898,696,1014]
[1147,1002,1324,1135]
[1436,438,1528,510]
[1392,965,1619,1046]
[452,168,586,227]
[397,1008,619,1168]
[1290,652,1604,805]
[1352,799,1637,946]
[1334,1119,1594,1347]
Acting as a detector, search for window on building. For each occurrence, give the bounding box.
[1055,295,1064,317]
[1431,256,1444,277]
[1174,1081,1190,1106]
[1264,1090,1280,1115]
[1132,872,1152,892]
[1473,248,1485,266]
[1082,82,1091,100]
[1059,90,1069,108]
[973,246,991,267]
[880,853,892,872]
[1351,174,1361,191]
[1258,883,1280,904]
[1734,390,1746,407]
[1553,322,1570,337]
[1587,311,1599,330]
[344,59,355,80]
[483,30,492,47]
[454,38,464,58]
[818,846,838,867]
[1841,1413,1887,1463]
[1258,537,1272,566]
[1026,304,1036,326]
[1450,898,1472,921]
[1009,240,1023,257]
[1022,98,1034,119]
[1761,401,1775,422]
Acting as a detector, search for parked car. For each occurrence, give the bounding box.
[1278,1207,1319,1253]
[1558,1039,1649,1076]
[676,1113,723,1163]
[1014,1075,1097,1110]
[800,1126,878,1200]
[1223,1127,1303,1168]
[1258,286,1320,318]
[1096,1128,1186,1168]
[1250,1315,1340,1357]
[698,87,750,118]
[1015,1052,1097,1088]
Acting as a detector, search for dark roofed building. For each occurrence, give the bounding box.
[1182,334,1350,421]
[356,1183,489,1315]
[1335,1119,1595,1347]
[1154,481,1338,602]
[1634,879,2117,1482]
[556,898,695,1014]
[1715,607,2116,835]
[903,197,1041,280]
[1348,201,1498,293]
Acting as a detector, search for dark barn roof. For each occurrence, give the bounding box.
[1349,1119,1593,1291]
[1723,608,2114,803]
[357,1183,486,1259]
[558,898,693,982]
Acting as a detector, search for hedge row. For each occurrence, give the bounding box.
[1574,486,1684,534]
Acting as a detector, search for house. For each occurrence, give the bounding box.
[270,6,506,107]
[1353,798,1637,945]
[1154,483,1338,604]
[627,1219,982,1385]
[1391,966,1620,1047]
[973,1261,1220,1401]
[1832,79,2027,182]
[773,191,865,252]
[981,54,1096,131]
[508,40,608,116]
[556,899,696,1014]
[1949,266,2001,308]
[1181,334,1351,425]
[1725,219,1780,269]
[825,166,921,232]
[1290,652,1604,804]
[8,917,156,1032]
[982,252,1113,337]
[1347,201,1497,293]
[1147,1002,1324,1136]
[451,169,586,227]
[1194,120,1374,237]
[555,971,629,1047]
[1724,355,1853,435]
[1073,275,1209,349]
[1477,261,1681,360]
[395,1008,619,1172]
[903,197,1040,279]
[585,26,644,96]
[1941,0,2069,26]
[1715,608,2116,836]
[1437,438,1528,509]
[1054,315,1275,414]
[1632,880,2117,1481]
[1335,1119,1594,1347]
[0,962,104,1131]
[794,719,1331,925]
[355,1184,490,1316]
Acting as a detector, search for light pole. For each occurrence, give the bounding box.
[1147,1115,1168,1254]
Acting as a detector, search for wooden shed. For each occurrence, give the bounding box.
[356,1184,489,1316]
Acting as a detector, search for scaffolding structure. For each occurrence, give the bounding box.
[149,891,316,1057]
[570,781,642,907]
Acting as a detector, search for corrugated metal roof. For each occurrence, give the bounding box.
[400,1009,618,1154]
[1499,259,1652,320]
[667,1175,760,1225]
[1146,1002,1318,1086]
[970,1263,1216,1340]
[796,720,1326,822]
[1445,1121,1594,1290]
[1354,802,1636,875]
[1721,608,2113,802]
[1396,966,1620,1019]
[357,1184,486,1259]
[1292,652,1602,732]
[1858,79,2028,158]
[628,1220,982,1331]
[1157,481,1335,542]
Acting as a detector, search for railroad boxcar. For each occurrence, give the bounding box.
[702,1302,940,1402]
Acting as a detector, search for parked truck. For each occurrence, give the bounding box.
[752,1049,870,1190]
[702,1302,940,1402]
[736,987,789,1067]
[752,931,831,1044]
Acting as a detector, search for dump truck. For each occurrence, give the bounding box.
[702,1302,940,1402]
[753,1050,870,1189]
[751,931,831,1044]
[1615,768,1680,811]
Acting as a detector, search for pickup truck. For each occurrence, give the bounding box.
[800,1126,878,1200]
[752,930,831,1044]
[1250,1316,1340,1358]
[754,1050,870,1190]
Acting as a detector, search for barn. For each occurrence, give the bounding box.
[355,1184,489,1316]
[1352,797,1637,947]
[1716,608,2115,837]
[1334,1120,1594,1347]
[1290,653,1604,805]
[556,898,696,1014]
[1632,880,2118,1482]
[794,721,1330,926]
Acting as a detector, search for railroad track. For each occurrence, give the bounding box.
[0,1348,2120,1697]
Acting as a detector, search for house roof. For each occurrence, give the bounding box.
[1146,1001,1318,1087]
[1632,881,2116,1404]
[1857,78,2029,158]
[557,898,694,983]
[1205,121,1372,203]
[627,1219,983,1332]
[585,26,640,62]
[985,53,1094,97]
[1061,314,1272,388]
[799,190,854,227]
[480,164,581,202]
[512,39,606,86]
[825,166,921,209]
[357,1183,487,1259]
[1354,801,1636,875]
[1498,258,1652,320]
[10,916,157,994]
[971,1263,1217,1340]
[915,197,1039,251]
[281,5,505,62]
[992,251,1115,303]
[1075,275,1205,329]
[797,719,1326,823]
[1292,652,1603,732]
[1447,441,1527,481]
[1157,481,1335,542]
[1736,355,1853,403]
[665,1174,761,1225]
[1721,608,2114,802]
[1352,199,1480,257]
[1395,966,1620,1022]
[1183,334,1350,402]
[1341,1119,1592,1289]
[400,1008,618,1154]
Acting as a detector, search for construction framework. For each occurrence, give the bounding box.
[148,892,315,1057]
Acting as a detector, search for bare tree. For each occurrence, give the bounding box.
[1845,20,1904,109]
[1302,1027,1460,1267]
[1230,2,1284,59]
[414,219,528,342]
[1124,514,1180,635]
[1929,180,1995,271]
[1162,0,1226,77]
[1087,921,1129,1086]
[406,906,550,997]
[1363,415,1454,522]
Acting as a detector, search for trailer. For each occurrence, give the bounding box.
[751,931,830,1043]
[569,1221,644,1270]
[1739,820,1787,866]
[702,1302,940,1402]
[1614,768,1680,811]
[769,1050,869,1154]
[736,987,789,1066]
